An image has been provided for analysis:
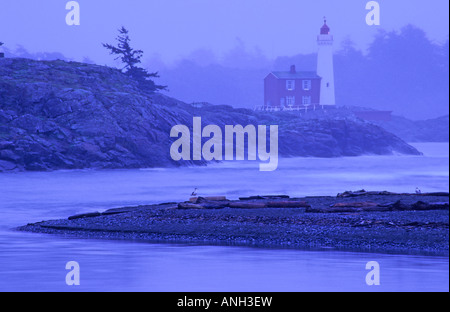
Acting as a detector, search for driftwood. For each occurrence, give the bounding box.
[331,202,378,208]
[384,201,449,211]
[190,196,228,202]
[238,195,290,200]
[176,191,449,212]
[180,195,309,209]
[177,203,205,210]
[68,212,101,220]
[306,200,449,213]
[229,202,267,209]
[266,201,311,208]
[337,190,450,198]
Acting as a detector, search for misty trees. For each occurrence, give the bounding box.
[103,27,166,92]
[362,25,448,118]
[331,25,449,119]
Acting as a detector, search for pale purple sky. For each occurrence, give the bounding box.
[0,0,448,66]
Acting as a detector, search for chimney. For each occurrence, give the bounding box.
[290,65,296,73]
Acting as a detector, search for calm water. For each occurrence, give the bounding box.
[0,143,448,292]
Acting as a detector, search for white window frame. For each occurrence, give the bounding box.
[302,80,311,91]
[286,96,295,106]
[302,96,311,105]
[286,80,295,91]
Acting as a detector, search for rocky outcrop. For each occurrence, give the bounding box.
[0,58,421,172]
[372,115,450,143]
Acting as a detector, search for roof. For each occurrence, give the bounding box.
[269,71,321,80]
[321,22,330,35]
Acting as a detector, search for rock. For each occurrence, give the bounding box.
[42,97,73,118]
[371,114,449,143]
[0,141,14,150]
[0,58,422,172]
[0,149,21,162]
[0,159,17,171]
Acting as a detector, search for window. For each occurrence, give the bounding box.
[302,96,311,105]
[286,80,295,91]
[286,96,295,106]
[302,80,311,91]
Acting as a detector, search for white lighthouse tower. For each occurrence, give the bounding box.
[317,18,335,106]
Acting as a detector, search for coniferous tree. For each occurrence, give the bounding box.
[103,27,166,92]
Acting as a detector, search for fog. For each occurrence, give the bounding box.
[159,25,449,120]
[1,0,448,119]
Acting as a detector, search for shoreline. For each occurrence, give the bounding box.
[17,191,449,256]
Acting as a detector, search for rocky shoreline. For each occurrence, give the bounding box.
[1,58,422,172]
[17,191,449,256]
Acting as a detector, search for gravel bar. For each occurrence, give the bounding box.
[16,192,449,256]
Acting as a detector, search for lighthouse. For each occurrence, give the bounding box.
[317,18,335,106]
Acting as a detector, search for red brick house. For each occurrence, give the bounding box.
[263,65,322,111]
